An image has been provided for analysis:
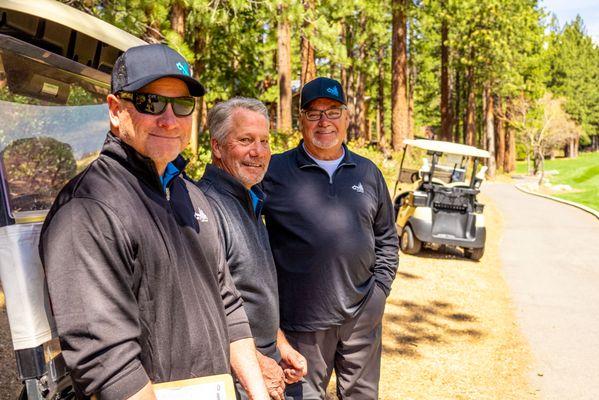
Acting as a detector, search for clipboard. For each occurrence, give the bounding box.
[153,374,236,400]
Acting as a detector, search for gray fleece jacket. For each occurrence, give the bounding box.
[198,165,281,361]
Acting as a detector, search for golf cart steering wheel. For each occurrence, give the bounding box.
[410,172,420,183]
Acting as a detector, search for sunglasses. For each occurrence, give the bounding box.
[117,91,195,117]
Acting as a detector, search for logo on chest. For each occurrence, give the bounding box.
[194,207,208,222]
[352,182,364,193]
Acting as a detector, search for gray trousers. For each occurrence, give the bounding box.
[283,285,387,400]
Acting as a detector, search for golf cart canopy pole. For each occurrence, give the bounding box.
[394,143,409,198]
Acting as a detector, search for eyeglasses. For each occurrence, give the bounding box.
[301,106,346,121]
[117,92,195,117]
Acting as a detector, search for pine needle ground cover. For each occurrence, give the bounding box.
[516,152,599,212]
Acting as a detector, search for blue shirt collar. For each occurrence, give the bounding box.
[160,162,180,191]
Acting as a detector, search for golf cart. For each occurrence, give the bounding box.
[393,139,490,261]
[0,1,144,398]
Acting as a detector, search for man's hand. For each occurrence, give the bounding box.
[256,351,286,399]
[276,330,307,385]
[230,338,270,400]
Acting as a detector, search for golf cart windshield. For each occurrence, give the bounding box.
[0,36,108,221]
[397,139,490,186]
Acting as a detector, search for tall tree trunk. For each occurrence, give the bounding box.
[440,7,452,141]
[453,68,461,142]
[340,24,348,92]
[463,61,476,146]
[484,84,496,178]
[355,64,367,140]
[391,0,409,150]
[170,1,185,37]
[277,4,292,133]
[407,14,416,139]
[504,98,516,172]
[495,96,505,172]
[191,34,208,154]
[377,47,386,147]
[300,0,317,86]
[345,23,357,141]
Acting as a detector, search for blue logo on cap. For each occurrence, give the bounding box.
[176,62,190,76]
[326,86,339,97]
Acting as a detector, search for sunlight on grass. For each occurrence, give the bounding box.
[516,152,599,211]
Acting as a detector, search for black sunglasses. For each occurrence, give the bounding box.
[117,91,196,117]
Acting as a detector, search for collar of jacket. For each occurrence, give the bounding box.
[102,131,188,192]
[295,139,357,169]
[201,164,264,218]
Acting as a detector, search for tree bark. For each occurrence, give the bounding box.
[440,7,452,141]
[391,0,409,150]
[355,64,367,140]
[170,1,185,37]
[484,85,496,178]
[300,0,317,86]
[495,96,505,172]
[463,60,476,146]
[504,98,516,172]
[277,4,292,133]
[377,47,386,147]
[453,68,461,142]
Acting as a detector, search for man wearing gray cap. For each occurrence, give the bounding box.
[40,44,269,400]
[261,77,399,399]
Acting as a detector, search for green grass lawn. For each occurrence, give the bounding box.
[515,152,599,212]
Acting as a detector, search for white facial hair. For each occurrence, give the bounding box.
[311,135,340,150]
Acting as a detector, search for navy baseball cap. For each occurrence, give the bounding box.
[300,77,345,109]
[111,44,205,96]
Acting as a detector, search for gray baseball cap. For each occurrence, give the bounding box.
[111,44,205,96]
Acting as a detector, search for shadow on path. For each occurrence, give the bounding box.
[383,297,484,358]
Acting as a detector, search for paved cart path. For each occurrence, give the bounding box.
[483,181,599,400]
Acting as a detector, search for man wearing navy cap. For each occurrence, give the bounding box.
[261,77,399,399]
[40,44,269,400]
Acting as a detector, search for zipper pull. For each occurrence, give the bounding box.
[165,187,171,201]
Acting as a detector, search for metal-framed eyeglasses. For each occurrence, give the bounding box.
[301,106,347,121]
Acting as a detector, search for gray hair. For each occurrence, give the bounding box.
[207,97,270,144]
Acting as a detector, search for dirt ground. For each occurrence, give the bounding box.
[1,195,535,399]
[365,195,536,399]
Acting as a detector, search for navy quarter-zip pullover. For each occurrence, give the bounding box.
[262,142,399,332]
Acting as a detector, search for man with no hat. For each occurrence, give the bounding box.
[197,97,307,400]
[40,44,270,399]
[261,78,399,399]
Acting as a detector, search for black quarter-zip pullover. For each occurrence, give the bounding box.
[40,132,251,398]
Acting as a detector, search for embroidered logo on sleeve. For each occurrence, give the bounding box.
[194,207,208,222]
[352,182,364,193]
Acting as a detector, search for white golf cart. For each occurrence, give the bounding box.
[393,139,490,261]
[0,1,144,398]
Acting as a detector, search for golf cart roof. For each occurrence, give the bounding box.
[0,0,145,52]
[403,139,490,158]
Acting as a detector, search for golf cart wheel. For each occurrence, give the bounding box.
[464,247,484,261]
[400,225,422,255]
